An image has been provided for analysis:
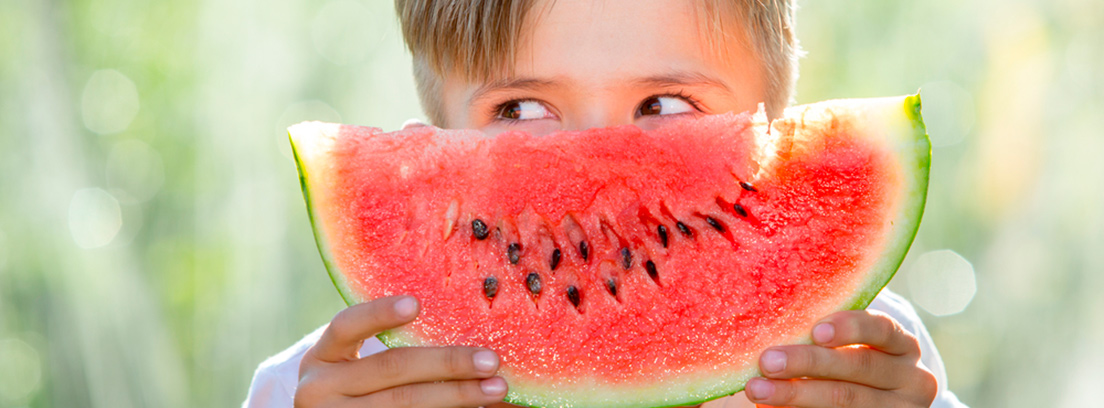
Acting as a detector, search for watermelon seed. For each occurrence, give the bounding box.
[566,285,581,308]
[740,181,758,192]
[606,278,618,296]
[657,225,669,248]
[550,248,562,270]
[526,272,542,296]
[579,241,590,261]
[508,243,521,264]
[676,221,693,237]
[733,203,748,218]
[472,219,489,240]
[705,217,725,233]
[483,276,499,299]
[620,247,633,270]
[645,260,659,281]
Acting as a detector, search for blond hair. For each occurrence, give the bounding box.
[395,0,800,124]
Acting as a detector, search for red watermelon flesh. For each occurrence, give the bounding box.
[289,95,930,408]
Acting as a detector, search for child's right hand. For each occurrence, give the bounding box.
[294,296,509,407]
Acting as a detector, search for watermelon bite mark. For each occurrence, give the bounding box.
[289,95,930,408]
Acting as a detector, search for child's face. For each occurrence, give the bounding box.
[438,0,768,136]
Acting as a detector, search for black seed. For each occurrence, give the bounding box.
[526,272,542,296]
[471,219,489,240]
[550,248,562,270]
[733,203,748,217]
[579,241,590,261]
[483,276,498,299]
[657,225,669,248]
[676,221,693,237]
[606,278,618,296]
[645,260,658,280]
[706,217,725,232]
[566,285,581,308]
[507,243,521,264]
[620,247,632,270]
[740,181,758,192]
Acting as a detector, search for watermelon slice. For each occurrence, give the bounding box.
[289,95,929,408]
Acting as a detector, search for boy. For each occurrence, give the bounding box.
[246,1,967,407]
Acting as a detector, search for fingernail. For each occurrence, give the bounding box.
[746,378,774,400]
[761,349,786,374]
[473,350,499,372]
[813,322,835,344]
[394,296,418,318]
[480,377,507,395]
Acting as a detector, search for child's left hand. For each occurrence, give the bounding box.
[743,310,938,408]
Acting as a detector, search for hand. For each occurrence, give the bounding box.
[744,310,937,408]
[295,296,509,408]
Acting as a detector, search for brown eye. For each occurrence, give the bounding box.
[636,95,696,117]
[496,100,553,121]
[639,97,663,116]
[499,101,522,120]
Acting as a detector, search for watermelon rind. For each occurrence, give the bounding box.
[288,94,931,408]
[289,122,358,305]
[780,94,930,314]
[845,93,930,311]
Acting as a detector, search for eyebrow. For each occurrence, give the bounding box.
[467,71,733,106]
[468,77,563,107]
[631,72,733,93]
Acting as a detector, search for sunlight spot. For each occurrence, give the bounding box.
[68,188,122,249]
[106,139,164,204]
[919,80,975,148]
[0,338,42,404]
[80,69,140,135]
[906,249,977,316]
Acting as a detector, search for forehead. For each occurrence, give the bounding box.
[509,0,751,82]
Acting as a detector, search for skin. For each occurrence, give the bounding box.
[295,0,939,407]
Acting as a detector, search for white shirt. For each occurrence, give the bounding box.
[243,290,967,407]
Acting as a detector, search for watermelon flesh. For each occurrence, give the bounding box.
[289,95,930,408]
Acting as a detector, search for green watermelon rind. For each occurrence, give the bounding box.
[830,94,930,314]
[289,125,358,306]
[288,94,931,408]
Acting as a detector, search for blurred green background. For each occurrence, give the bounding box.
[1,0,1101,407]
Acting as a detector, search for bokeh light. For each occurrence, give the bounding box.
[918,81,975,148]
[80,69,140,135]
[0,337,43,404]
[905,250,977,316]
[68,188,123,249]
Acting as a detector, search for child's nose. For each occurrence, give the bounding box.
[564,107,632,131]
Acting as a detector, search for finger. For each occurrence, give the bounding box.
[345,377,508,408]
[811,310,919,356]
[332,346,500,396]
[744,377,901,408]
[757,344,909,390]
[311,296,420,362]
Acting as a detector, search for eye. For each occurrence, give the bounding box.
[637,95,698,117]
[496,100,556,121]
